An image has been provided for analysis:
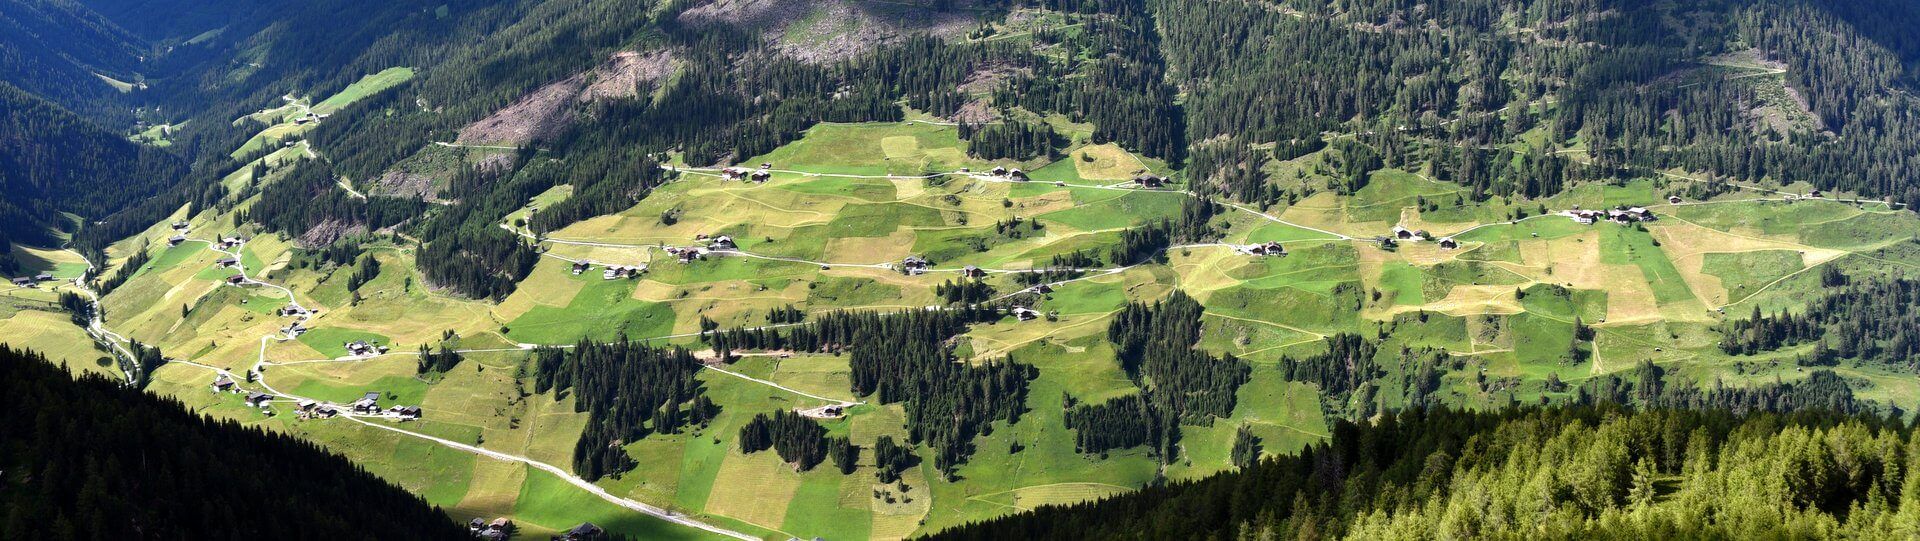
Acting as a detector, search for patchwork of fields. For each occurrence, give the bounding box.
[13,114,1920,540]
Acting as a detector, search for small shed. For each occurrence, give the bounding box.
[1438,237,1459,250]
[564,522,606,540]
[961,265,986,278]
[1134,174,1165,188]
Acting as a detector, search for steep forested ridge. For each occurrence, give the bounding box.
[0,346,469,539]
[1148,0,1920,207]
[0,0,145,121]
[927,405,1920,540]
[0,83,184,250]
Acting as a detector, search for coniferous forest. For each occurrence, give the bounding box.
[1719,277,1920,371]
[1067,291,1249,460]
[928,405,1920,540]
[0,347,469,540]
[531,340,716,481]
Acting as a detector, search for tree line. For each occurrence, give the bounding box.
[1719,275,1920,372]
[1065,291,1248,460]
[702,305,1035,477]
[737,409,846,472]
[530,339,717,481]
[925,403,1920,541]
[0,346,471,539]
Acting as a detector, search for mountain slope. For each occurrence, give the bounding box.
[0,346,472,539]
[926,405,1920,540]
[0,82,182,257]
[0,0,145,121]
[13,0,1920,539]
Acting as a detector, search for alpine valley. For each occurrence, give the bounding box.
[5,0,1920,539]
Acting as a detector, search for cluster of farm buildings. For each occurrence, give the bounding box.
[211,374,421,420]
[7,272,56,288]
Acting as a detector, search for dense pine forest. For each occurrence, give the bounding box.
[0,346,470,539]
[927,405,1920,540]
[0,84,183,254]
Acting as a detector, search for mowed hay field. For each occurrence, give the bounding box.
[0,307,116,377]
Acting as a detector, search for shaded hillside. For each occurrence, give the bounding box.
[926,405,1920,540]
[0,83,183,250]
[0,0,145,122]
[0,346,471,539]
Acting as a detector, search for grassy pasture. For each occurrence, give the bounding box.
[313,67,416,114]
[505,277,677,343]
[748,122,975,175]
[0,309,114,376]
[296,327,395,359]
